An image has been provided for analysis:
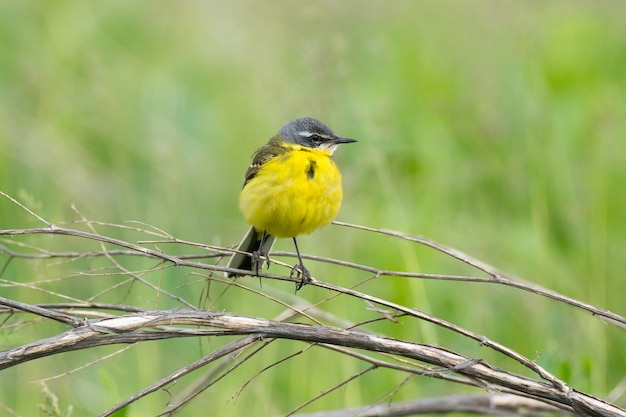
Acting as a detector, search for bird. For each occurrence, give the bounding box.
[226,117,356,288]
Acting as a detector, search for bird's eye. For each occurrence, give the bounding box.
[297,130,332,144]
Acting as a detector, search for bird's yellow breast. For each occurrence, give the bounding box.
[239,144,343,238]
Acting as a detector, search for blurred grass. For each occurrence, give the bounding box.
[1,1,625,415]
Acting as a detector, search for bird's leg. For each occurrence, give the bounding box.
[251,231,272,287]
[251,231,271,272]
[290,237,311,290]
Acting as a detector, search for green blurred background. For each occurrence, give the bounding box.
[1,1,625,416]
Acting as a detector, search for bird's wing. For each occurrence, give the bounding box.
[243,136,288,187]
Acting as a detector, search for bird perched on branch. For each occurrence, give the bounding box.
[226,117,356,288]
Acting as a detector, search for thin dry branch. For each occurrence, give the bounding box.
[332,221,626,329]
[99,335,261,417]
[2,225,624,329]
[291,393,567,417]
[0,309,623,416]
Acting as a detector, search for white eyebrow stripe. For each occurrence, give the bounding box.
[298,131,333,140]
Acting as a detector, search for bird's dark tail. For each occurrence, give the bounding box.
[226,227,275,277]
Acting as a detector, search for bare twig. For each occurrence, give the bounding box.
[333,221,626,328]
[0,296,82,327]
[3,225,624,330]
[99,335,262,417]
[290,393,568,417]
[0,309,623,416]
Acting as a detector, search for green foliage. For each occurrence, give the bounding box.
[1,1,625,415]
[38,382,74,417]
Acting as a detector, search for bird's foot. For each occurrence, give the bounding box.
[251,250,272,275]
[290,263,311,291]
[251,250,272,287]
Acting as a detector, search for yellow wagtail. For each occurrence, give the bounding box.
[226,117,356,287]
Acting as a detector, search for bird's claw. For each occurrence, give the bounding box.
[251,250,271,276]
[291,264,311,290]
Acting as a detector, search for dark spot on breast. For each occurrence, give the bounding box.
[306,159,316,180]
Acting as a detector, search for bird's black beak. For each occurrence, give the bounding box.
[333,136,357,144]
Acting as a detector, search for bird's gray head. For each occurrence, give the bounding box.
[278,117,357,152]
